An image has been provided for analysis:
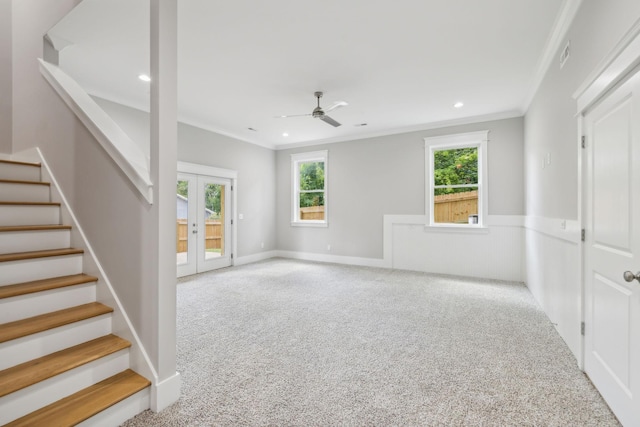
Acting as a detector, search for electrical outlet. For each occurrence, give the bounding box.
[560,220,566,230]
[238,213,244,220]
[261,242,264,249]
[327,244,331,251]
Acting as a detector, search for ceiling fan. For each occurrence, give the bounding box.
[278,91,348,127]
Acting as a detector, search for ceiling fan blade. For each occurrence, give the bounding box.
[275,113,311,118]
[320,115,341,127]
[324,101,348,113]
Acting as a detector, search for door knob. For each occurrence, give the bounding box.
[623,271,640,283]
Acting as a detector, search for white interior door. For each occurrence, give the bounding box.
[583,68,640,426]
[177,173,232,277]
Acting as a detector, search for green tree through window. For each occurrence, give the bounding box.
[299,161,325,208]
[433,147,478,195]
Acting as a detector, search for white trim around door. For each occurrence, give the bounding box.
[574,17,640,427]
[177,162,237,277]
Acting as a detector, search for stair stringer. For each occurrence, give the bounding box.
[11,147,180,412]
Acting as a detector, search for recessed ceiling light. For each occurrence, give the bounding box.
[282,132,289,137]
[138,74,151,82]
[454,102,464,108]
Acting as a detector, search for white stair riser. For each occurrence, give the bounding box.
[0,255,83,286]
[77,387,150,427]
[0,182,50,203]
[0,349,130,425]
[0,229,70,255]
[0,282,96,324]
[0,205,60,226]
[0,164,41,182]
[0,314,111,370]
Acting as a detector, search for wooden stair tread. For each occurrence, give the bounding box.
[0,334,130,398]
[0,224,71,233]
[0,159,41,168]
[5,369,150,427]
[0,248,83,263]
[0,302,113,344]
[0,201,59,206]
[0,179,49,186]
[0,274,98,300]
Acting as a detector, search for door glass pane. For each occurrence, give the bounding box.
[204,183,224,260]
[176,180,189,265]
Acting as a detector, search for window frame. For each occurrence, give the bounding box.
[291,150,328,227]
[424,131,488,228]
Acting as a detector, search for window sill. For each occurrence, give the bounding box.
[423,224,490,234]
[291,221,328,228]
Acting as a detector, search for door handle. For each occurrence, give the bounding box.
[623,271,640,283]
[192,230,198,234]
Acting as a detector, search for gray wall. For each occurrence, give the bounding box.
[98,95,522,262]
[93,96,151,156]
[525,0,640,219]
[276,117,524,259]
[93,97,277,258]
[0,0,12,154]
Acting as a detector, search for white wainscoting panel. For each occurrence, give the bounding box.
[524,216,582,364]
[386,215,524,282]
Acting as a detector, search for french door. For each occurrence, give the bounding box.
[583,67,640,426]
[177,173,232,277]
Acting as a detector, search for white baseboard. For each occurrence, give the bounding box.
[275,250,386,268]
[150,371,181,412]
[234,250,279,266]
[235,250,386,269]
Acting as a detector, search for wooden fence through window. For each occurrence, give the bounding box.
[296,193,476,224]
[434,190,478,224]
[176,219,222,252]
[299,206,325,220]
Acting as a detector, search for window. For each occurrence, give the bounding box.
[425,131,488,227]
[291,150,328,226]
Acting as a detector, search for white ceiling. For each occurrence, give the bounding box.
[48,0,569,149]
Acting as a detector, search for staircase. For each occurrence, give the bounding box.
[0,159,150,426]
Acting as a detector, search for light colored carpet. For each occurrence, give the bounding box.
[123,258,619,426]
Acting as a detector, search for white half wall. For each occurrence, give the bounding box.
[386,215,524,282]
